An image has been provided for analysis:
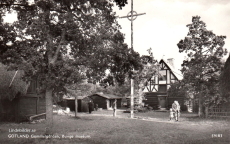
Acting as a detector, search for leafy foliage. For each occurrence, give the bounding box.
[113,0,128,9]
[177,16,227,107]
[168,81,187,98]
[132,48,159,104]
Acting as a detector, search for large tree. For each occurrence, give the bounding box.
[0,0,139,133]
[177,16,227,117]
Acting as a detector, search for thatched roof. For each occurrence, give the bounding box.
[0,63,29,100]
[63,95,88,100]
[62,84,94,100]
[91,93,123,99]
[64,82,98,98]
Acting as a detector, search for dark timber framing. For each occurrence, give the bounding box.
[145,59,179,92]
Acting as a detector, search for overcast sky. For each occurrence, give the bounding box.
[113,0,230,70]
[4,0,230,71]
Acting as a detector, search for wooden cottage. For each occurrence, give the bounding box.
[143,58,184,110]
[0,63,45,122]
[89,93,122,110]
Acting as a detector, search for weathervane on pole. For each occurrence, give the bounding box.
[119,0,146,118]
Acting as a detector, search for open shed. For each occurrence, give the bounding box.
[88,93,122,110]
[58,96,93,113]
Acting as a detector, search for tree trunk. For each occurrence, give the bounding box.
[198,94,203,117]
[113,109,117,117]
[45,87,53,134]
[205,106,209,118]
[75,95,78,117]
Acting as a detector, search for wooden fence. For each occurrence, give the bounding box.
[208,106,230,118]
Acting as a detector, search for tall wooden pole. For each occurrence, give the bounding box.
[130,78,134,118]
[119,0,146,118]
[130,0,134,119]
[131,0,133,50]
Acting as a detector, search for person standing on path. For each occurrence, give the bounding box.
[95,104,98,111]
[172,101,180,121]
[112,99,117,117]
[88,100,94,114]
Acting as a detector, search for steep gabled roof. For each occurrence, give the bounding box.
[159,59,183,80]
[0,63,29,100]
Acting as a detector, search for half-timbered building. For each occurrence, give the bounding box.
[143,58,183,110]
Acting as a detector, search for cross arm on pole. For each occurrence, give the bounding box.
[119,13,146,19]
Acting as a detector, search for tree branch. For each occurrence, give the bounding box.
[50,30,65,65]
[0,3,31,7]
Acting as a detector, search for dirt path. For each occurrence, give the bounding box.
[68,111,202,125]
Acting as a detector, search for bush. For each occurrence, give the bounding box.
[146,105,153,111]
[136,107,148,113]
[135,104,153,113]
[181,105,187,111]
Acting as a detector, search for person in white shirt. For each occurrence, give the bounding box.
[172,101,180,121]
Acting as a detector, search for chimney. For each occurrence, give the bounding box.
[167,58,174,69]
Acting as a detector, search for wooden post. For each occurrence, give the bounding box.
[75,95,78,117]
[131,78,134,118]
[113,99,117,117]
[36,97,38,115]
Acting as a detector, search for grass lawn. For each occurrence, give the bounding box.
[0,110,230,144]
